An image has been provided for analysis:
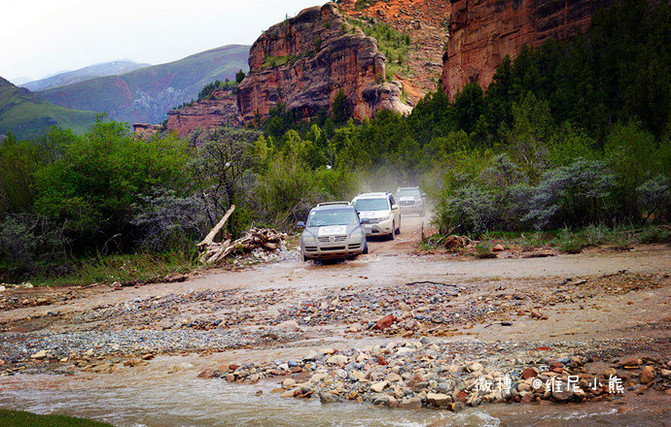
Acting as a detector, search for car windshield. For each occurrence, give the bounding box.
[397,188,421,198]
[353,198,389,211]
[307,209,358,227]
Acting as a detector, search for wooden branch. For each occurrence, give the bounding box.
[197,205,235,248]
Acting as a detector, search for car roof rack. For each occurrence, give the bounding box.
[316,201,351,207]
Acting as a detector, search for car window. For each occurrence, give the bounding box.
[397,188,421,198]
[389,195,396,205]
[307,209,358,227]
[353,198,389,211]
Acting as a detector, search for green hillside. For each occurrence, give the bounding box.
[38,45,250,124]
[0,77,97,138]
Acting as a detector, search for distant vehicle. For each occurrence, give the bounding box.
[351,192,401,240]
[297,202,368,261]
[396,186,425,216]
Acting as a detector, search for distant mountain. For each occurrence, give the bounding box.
[37,45,250,125]
[22,61,151,92]
[10,77,31,86]
[0,77,97,138]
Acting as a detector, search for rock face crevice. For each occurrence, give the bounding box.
[237,2,411,123]
[442,0,615,98]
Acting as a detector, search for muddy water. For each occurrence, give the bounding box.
[1,374,669,426]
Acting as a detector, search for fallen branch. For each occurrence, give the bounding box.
[198,205,236,249]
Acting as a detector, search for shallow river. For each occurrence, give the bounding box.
[1,374,668,426]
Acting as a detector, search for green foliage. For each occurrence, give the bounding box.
[0,78,97,138]
[33,120,191,252]
[197,79,236,101]
[346,17,411,78]
[0,409,113,427]
[525,158,615,229]
[235,69,246,84]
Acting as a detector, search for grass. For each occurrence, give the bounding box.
[420,224,671,255]
[0,78,98,138]
[0,409,112,427]
[29,250,199,287]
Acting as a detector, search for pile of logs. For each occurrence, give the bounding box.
[197,205,288,264]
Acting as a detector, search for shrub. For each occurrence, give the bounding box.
[524,158,616,229]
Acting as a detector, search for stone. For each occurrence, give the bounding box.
[522,368,537,379]
[602,368,617,378]
[320,391,342,404]
[469,362,484,372]
[303,350,319,361]
[492,244,505,252]
[371,381,389,393]
[385,372,402,383]
[552,386,574,402]
[426,392,452,407]
[327,354,348,365]
[197,369,215,379]
[375,314,395,330]
[282,378,296,388]
[319,348,336,355]
[399,397,422,409]
[30,350,47,359]
[621,358,642,368]
[640,366,655,384]
[164,88,241,138]
[280,389,296,398]
[237,3,411,125]
[452,401,465,412]
[550,361,564,374]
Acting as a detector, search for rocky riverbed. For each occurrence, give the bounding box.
[0,243,670,424]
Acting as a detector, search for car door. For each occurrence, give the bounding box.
[389,194,400,226]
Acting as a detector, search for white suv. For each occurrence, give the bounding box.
[351,192,401,240]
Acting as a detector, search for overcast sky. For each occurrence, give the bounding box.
[3,0,323,83]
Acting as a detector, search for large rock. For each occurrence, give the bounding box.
[237,2,412,123]
[442,0,614,99]
[165,88,242,138]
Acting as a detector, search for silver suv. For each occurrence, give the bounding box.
[298,202,368,261]
[396,187,425,216]
[351,192,401,240]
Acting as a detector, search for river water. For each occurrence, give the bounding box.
[1,373,668,426]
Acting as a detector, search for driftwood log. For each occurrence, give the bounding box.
[197,206,287,264]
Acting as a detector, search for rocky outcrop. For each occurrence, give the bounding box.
[442,0,614,98]
[132,123,162,139]
[236,2,412,123]
[165,89,242,137]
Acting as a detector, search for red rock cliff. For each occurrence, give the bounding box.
[442,0,615,98]
[165,88,241,137]
[237,2,411,123]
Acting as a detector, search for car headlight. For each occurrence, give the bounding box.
[349,230,364,242]
[302,233,316,243]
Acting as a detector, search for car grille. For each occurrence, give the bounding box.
[318,236,347,243]
[321,245,346,251]
[304,245,318,252]
[348,243,362,250]
[400,200,415,206]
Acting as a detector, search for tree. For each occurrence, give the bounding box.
[235,69,246,84]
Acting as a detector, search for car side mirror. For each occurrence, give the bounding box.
[297,221,305,228]
[392,204,399,210]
